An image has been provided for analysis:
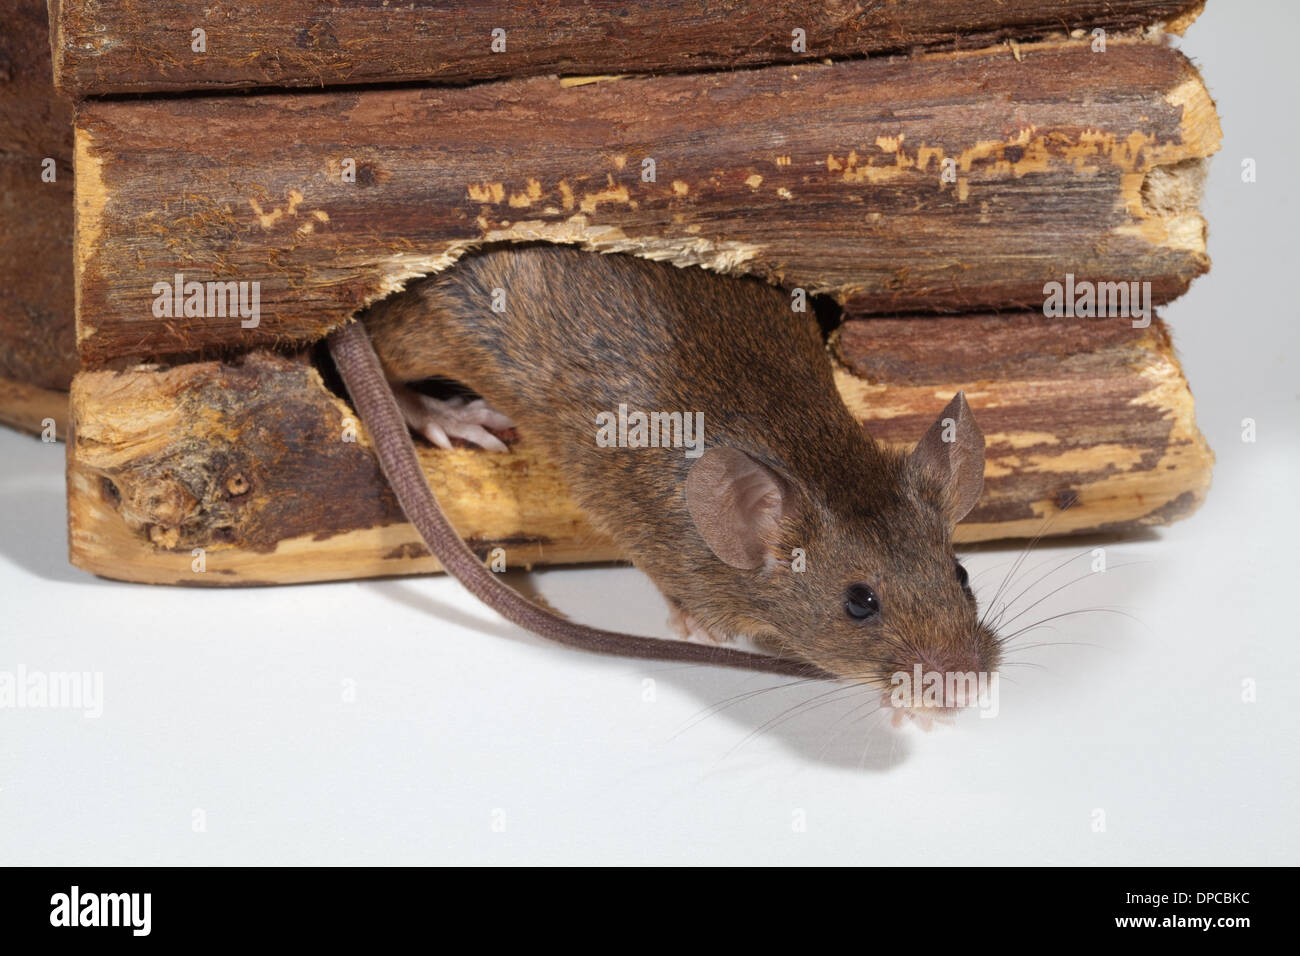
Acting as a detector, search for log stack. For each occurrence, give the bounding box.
[1,0,1220,584]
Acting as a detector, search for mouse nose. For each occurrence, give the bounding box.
[900,651,988,709]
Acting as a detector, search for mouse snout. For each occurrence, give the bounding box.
[883,647,997,729]
[919,651,984,704]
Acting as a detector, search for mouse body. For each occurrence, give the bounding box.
[360,245,999,711]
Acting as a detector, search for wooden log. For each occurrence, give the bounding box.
[68,352,618,586]
[830,314,1212,539]
[49,0,1204,97]
[67,313,1212,586]
[1,0,68,156]
[0,377,68,439]
[0,0,78,396]
[73,39,1220,367]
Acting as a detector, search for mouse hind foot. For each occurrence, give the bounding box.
[392,385,515,452]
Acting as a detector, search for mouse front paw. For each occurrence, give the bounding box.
[668,604,733,645]
[392,385,515,452]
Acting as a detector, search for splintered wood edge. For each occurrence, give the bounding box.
[46,0,66,84]
[0,378,68,439]
[72,125,106,347]
[1154,0,1206,36]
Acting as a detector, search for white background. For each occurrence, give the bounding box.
[2,3,1297,865]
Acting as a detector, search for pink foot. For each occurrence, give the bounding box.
[882,691,958,733]
[668,604,732,645]
[393,385,514,452]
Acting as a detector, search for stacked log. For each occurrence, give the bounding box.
[0,1,1221,583]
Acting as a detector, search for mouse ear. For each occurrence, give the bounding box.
[908,391,986,526]
[686,447,792,570]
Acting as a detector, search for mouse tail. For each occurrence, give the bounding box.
[327,319,833,681]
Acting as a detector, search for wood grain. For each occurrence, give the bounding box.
[73,39,1220,367]
[0,0,78,393]
[67,313,1212,586]
[49,0,1204,96]
[0,376,68,439]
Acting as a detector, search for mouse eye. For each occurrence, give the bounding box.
[844,584,880,621]
[955,560,970,591]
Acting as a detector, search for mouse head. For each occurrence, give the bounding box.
[686,392,1000,720]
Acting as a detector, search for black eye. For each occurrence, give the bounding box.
[955,561,970,590]
[844,584,880,621]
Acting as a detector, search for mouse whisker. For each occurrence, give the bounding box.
[858,705,897,771]
[671,676,831,738]
[995,560,1151,632]
[998,606,1141,644]
[979,529,1042,627]
[742,674,893,751]
[1002,639,1106,653]
[720,684,868,758]
[815,692,889,762]
[980,508,1070,628]
[994,655,1051,667]
[962,553,1022,584]
[985,546,1099,626]
[671,665,888,738]
[996,623,1060,648]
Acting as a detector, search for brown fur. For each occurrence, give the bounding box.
[364,245,999,684]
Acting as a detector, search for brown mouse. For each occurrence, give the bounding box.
[330,245,1000,717]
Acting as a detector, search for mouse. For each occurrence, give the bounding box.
[329,244,1001,720]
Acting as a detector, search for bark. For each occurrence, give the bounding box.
[0,0,78,394]
[73,40,1220,367]
[49,0,1204,96]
